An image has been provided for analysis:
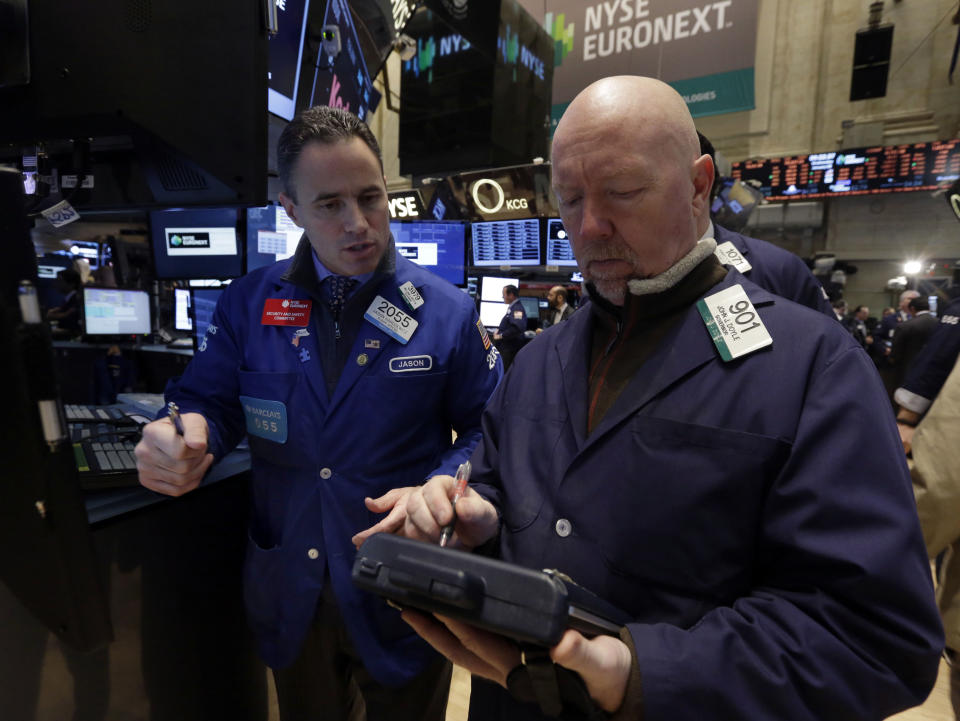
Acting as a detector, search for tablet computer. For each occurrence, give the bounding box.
[352,533,629,647]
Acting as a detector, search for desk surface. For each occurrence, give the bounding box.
[81,394,250,524]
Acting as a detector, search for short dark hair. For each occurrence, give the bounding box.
[854,305,869,315]
[553,287,568,302]
[908,296,929,313]
[503,285,519,298]
[277,105,383,202]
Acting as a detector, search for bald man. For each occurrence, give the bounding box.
[543,285,574,328]
[392,76,941,720]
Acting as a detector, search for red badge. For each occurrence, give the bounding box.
[262,298,312,326]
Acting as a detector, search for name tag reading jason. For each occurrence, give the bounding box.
[697,284,772,361]
[714,242,752,274]
[364,295,419,344]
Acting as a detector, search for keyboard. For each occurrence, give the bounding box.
[64,404,130,424]
[70,423,142,490]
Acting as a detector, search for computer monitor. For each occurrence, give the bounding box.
[519,297,540,320]
[246,205,302,273]
[174,288,193,331]
[471,219,541,267]
[390,220,467,286]
[545,218,578,267]
[268,0,312,121]
[479,300,508,329]
[82,287,151,337]
[149,207,243,280]
[192,289,224,350]
[479,276,515,302]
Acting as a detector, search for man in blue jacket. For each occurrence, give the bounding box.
[697,132,834,318]
[393,76,942,720]
[493,284,527,368]
[135,106,502,720]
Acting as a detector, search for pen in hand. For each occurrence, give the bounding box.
[438,461,471,548]
[167,401,185,437]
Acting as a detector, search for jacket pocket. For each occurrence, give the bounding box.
[237,369,299,466]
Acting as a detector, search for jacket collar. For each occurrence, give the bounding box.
[554,268,776,451]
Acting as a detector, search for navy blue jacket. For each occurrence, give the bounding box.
[497,299,527,339]
[713,224,834,318]
[899,295,960,413]
[469,269,942,720]
[166,240,503,683]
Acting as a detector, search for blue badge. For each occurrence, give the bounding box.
[239,396,288,443]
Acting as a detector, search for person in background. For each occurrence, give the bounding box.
[832,297,847,322]
[46,267,83,336]
[890,295,939,393]
[389,75,942,721]
[493,284,526,368]
[697,132,834,317]
[540,285,575,330]
[135,105,503,721]
[843,304,873,350]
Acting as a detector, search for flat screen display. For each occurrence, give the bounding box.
[192,289,224,350]
[390,220,467,286]
[150,208,242,280]
[731,139,960,201]
[545,218,577,267]
[246,205,302,273]
[471,219,541,267]
[267,0,311,121]
[479,276,515,302]
[479,300,508,329]
[83,287,151,336]
[174,288,192,331]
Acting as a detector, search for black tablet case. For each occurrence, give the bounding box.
[352,533,629,647]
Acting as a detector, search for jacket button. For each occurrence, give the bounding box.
[555,518,572,537]
[307,548,319,560]
[320,467,332,479]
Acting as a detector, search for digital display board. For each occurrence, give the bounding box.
[471,219,540,267]
[390,220,466,286]
[267,0,311,120]
[732,139,960,201]
[545,218,577,267]
[246,205,302,273]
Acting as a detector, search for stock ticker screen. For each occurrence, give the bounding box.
[731,139,960,201]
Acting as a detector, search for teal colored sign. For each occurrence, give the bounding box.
[239,396,288,444]
[668,68,756,118]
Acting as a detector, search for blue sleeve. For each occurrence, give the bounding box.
[163,287,247,460]
[902,300,960,404]
[424,302,503,479]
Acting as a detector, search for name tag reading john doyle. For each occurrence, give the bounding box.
[262,298,312,326]
[697,284,772,361]
[364,295,418,344]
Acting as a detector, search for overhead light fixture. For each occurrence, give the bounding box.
[903,260,922,275]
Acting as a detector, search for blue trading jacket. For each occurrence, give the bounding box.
[166,244,503,684]
[713,224,834,318]
[469,269,942,720]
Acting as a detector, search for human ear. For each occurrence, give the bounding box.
[278,192,303,228]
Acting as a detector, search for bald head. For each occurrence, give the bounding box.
[550,76,714,305]
[554,76,701,169]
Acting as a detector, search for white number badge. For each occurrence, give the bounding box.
[697,284,772,361]
[364,295,419,344]
[714,241,752,274]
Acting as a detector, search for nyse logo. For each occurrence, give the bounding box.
[388,196,420,218]
[471,178,529,215]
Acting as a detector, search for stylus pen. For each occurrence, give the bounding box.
[439,461,471,548]
[167,401,185,436]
